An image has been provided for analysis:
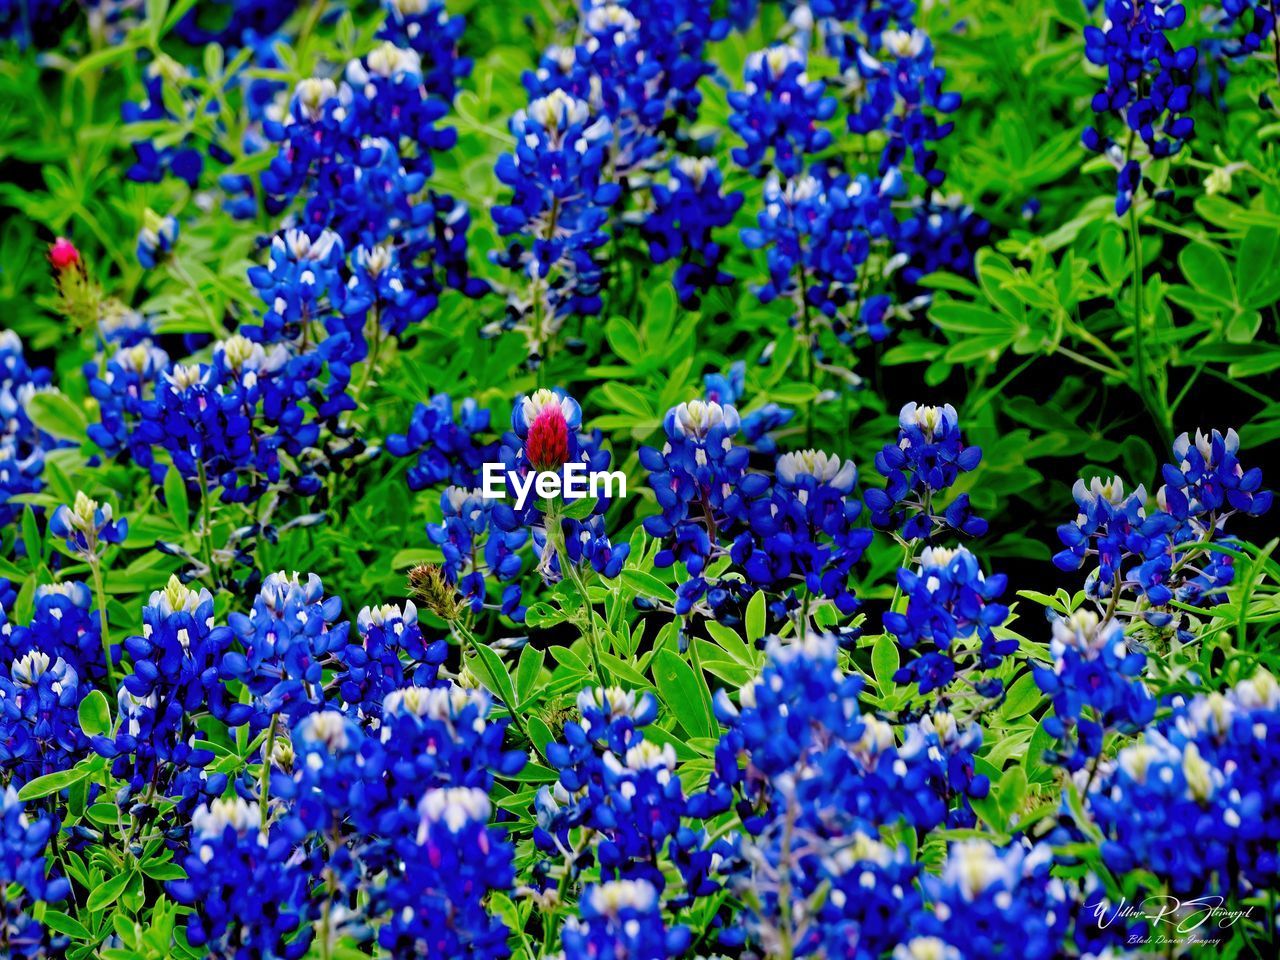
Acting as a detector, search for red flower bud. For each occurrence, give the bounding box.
[526,405,570,472]
[48,237,80,271]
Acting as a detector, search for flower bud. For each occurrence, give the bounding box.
[48,237,80,271]
[526,404,570,471]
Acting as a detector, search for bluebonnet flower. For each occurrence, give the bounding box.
[562,880,691,960]
[375,787,516,959]
[386,394,496,490]
[1082,1,1198,214]
[223,572,350,728]
[169,796,314,959]
[427,486,528,617]
[730,449,874,615]
[643,157,744,308]
[865,402,986,540]
[703,361,793,454]
[0,787,70,959]
[491,89,620,361]
[85,340,169,463]
[539,687,718,898]
[1053,475,1179,617]
[1,582,109,686]
[1217,0,1278,59]
[834,23,961,188]
[883,545,1012,694]
[370,684,526,819]
[0,651,88,788]
[48,492,127,562]
[329,602,448,720]
[640,399,758,613]
[1160,427,1273,521]
[1,331,66,535]
[1032,609,1155,770]
[121,59,217,189]
[896,193,990,287]
[729,45,836,176]
[96,577,244,805]
[741,166,904,346]
[709,636,990,952]
[378,0,472,103]
[906,841,1073,960]
[136,209,178,269]
[173,0,294,45]
[1090,669,1280,895]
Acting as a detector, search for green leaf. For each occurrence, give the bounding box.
[1178,242,1235,302]
[18,764,90,801]
[745,590,766,645]
[25,391,88,442]
[468,641,519,708]
[871,634,900,694]
[515,644,545,707]
[164,467,191,533]
[22,506,42,566]
[86,871,131,913]
[652,649,712,739]
[41,910,90,941]
[78,689,112,737]
[1002,673,1043,720]
[620,569,677,604]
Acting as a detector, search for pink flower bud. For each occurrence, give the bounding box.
[48,237,80,271]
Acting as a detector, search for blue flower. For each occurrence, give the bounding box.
[643,157,744,308]
[169,796,313,959]
[1081,1,1198,214]
[563,880,691,960]
[1090,669,1280,895]
[883,545,1012,693]
[0,787,70,959]
[1032,609,1155,770]
[864,402,986,540]
[136,209,179,269]
[729,45,836,176]
[48,492,127,562]
[386,394,496,490]
[491,90,620,359]
[1,331,67,537]
[907,841,1073,960]
[376,787,516,959]
[97,577,244,805]
[0,651,88,789]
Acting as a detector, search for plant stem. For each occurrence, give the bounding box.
[260,716,275,823]
[794,259,815,447]
[196,461,216,582]
[455,620,536,748]
[89,558,116,686]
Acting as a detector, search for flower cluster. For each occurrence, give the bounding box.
[0,788,70,959]
[538,688,721,899]
[742,166,905,345]
[1091,669,1280,894]
[1,331,65,537]
[1082,0,1198,214]
[1033,609,1155,770]
[883,545,1013,694]
[865,402,986,540]
[709,635,992,953]
[1053,428,1271,631]
[0,650,89,788]
[491,89,619,361]
[385,393,495,490]
[642,157,744,308]
[562,880,691,960]
[729,45,836,176]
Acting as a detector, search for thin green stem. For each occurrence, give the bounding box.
[196,461,216,583]
[89,558,116,686]
[260,716,275,823]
